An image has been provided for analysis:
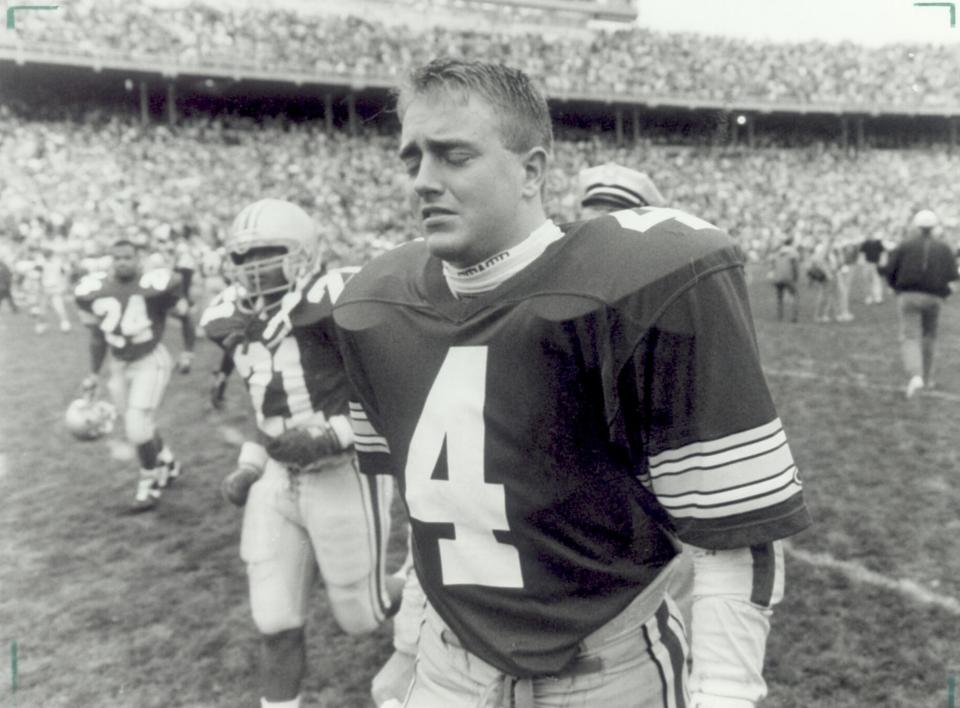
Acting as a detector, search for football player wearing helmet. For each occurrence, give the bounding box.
[334,59,811,708]
[74,239,196,512]
[201,199,405,708]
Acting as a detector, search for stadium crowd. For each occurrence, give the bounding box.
[2,0,959,108]
[2,106,958,280]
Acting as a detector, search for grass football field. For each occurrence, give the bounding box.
[2,266,958,708]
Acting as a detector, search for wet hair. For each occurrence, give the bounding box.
[396,58,553,155]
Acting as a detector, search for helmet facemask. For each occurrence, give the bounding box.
[227,243,315,315]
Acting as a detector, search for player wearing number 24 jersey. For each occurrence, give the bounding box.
[334,59,812,708]
[74,239,195,512]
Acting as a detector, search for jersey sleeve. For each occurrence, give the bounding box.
[73,274,105,326]
[137,268,185,314]
[348,400,392,476]
[620,265,811,549]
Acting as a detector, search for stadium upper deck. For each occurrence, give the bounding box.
[1,0,958,113]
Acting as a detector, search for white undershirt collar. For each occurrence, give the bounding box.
[442,220,563,298]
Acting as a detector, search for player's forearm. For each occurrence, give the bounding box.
[688,541,784,707]
[89,330,107,374]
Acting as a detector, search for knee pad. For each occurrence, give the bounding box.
[124,408,156,445]
[327,578,383,635]
[250,587,306,636]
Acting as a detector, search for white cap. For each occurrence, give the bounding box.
[578,163,666,210]
[911,209,939,230]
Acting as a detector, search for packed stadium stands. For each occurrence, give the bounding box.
[1,1,958,272]
[2,106,958,271]
[2,0,959,108]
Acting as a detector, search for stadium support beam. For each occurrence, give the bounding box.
[615,107,624,146]
[139,80,149,126]
[632,107,640,143]
[950,117,957,153]
[840,115,848,150]
[324,93,334,133]
[347,93,357,136]
[166,81,177,127]
[746,114,755,149]
[855,116,865,150]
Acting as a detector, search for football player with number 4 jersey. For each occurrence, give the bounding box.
[75,239,196,512]
[200,199,406,708]
[334,59,812,708]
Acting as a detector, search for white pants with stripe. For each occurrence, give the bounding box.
[107,343,173,445]
[241,456,395,636]
[403,575,689,707]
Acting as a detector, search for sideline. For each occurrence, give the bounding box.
[766,368,960,402]
[785,542,960,616]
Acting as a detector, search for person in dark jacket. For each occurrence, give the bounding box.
[880,209,959,397]
[0,260,17,313]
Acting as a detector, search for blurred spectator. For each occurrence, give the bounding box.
[859,234,887,305]
[769,235,800,323]
[0,259,16,313]
[2,2,959,109]
[880,209,960,397]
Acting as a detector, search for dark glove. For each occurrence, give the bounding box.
[221,463,263,507]
[266,425,346,470]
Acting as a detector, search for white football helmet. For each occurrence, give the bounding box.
[224,199,320,313]
[65,398,117,441]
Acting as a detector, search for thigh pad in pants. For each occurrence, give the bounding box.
[298,457,395,634]
[241,463,315,635]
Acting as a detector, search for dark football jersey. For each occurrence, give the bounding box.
[75,269,184,362]
[200,268,356,438]
[334,207,811,678]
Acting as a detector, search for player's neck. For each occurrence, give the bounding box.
[442,219,562,298]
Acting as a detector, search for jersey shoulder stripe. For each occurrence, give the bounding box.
[336,240,429,307]
[289,266,361,328]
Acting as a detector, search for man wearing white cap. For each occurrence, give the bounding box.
[880,209,959,398]
[578,162,666,219]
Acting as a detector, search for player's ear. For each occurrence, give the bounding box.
[519,146,548,200]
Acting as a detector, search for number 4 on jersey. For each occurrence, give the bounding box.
[405,346,524,589]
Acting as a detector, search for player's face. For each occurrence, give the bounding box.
[399,91,529,269]
[231,245,289,307]
[112,245,140,281]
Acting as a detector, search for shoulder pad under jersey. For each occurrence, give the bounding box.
[551,207,740,305]
[138,268,182,296]
[74,272,110,302]
[287,267,361,328]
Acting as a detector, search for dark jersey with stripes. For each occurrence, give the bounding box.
[75,269,184,362]
[201,269,355,437]
[334,207,811,677]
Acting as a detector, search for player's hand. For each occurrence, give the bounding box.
[177,351,194,374]
[81,374,99,396]
[266,425,346,470]
[220,463,263,507]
